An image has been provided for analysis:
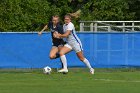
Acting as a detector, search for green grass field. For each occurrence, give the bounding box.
[0,68,140,93]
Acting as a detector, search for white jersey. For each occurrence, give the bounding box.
[63,22,83,52]
[63,22,81,44]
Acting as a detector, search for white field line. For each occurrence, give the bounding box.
[94,78,140,83]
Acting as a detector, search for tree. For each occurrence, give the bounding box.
[80,0,135,21]
[0,0,139,31]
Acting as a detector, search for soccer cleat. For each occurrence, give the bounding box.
[90,68,95,74]
[58,68,68,73]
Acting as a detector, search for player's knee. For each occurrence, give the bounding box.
[49,54,55,59]
[59,51,64,56]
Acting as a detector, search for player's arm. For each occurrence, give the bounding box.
[38,25,48,35]
[57,30,71,38]
[53,30,71,38]
[55,24,73,38]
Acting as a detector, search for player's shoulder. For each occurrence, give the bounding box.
[56,22,62,27]
[68,22,74,26]
[48,21,53,26]
[48,21,52,24]
[68,22,74,29]
[64,22,73,28]
[47,21,53,29]
[63,22,74,28]
[57,21,63,26]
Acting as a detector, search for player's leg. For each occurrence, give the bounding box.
[49,46,59,59]
[76,51,92,68]
[58,45,63,51]
[72,43,94,74]
[59,44,72,56]
[57,45,66,68]
[52,45,64,59]
[76,51,92,69]
[76,51,94,74]
[58,44,72,72]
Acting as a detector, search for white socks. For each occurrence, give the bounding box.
[82,58,92,69]
[60,55,67,69]
[60,56,92,70]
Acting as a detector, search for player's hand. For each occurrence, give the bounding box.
[58,33,61,37]
[53,31,60,38]
[53,31,58,38]
[38,32,42,36]
[56,33,61,39]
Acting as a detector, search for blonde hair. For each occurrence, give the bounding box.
[64,14,72,20]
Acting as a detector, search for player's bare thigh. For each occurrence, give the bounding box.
[58,45,63,51]
[59,45,72,56]
[49,46,59,59]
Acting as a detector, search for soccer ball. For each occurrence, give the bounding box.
[43,66,52,74]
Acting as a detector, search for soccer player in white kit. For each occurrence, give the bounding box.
[54,15,94,74]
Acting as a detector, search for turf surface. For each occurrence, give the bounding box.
[0,68,140,93]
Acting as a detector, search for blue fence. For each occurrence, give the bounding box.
[0,32,140,68]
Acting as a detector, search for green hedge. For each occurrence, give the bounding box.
[0,0,139,31]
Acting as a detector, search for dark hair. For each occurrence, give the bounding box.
[51,15,60,21]
[64,14,72,20]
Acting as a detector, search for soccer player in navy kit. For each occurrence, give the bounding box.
[38,15,66,61]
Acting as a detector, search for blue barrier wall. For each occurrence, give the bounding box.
[0,32,140,68]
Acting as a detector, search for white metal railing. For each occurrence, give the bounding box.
[79,21,140,32]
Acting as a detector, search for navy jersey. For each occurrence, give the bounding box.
[48,21,65,46]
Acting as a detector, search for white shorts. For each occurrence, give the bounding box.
[64,43,83,53]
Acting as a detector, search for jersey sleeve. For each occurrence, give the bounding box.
[67,24,73,31]
[47,21,52,29]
